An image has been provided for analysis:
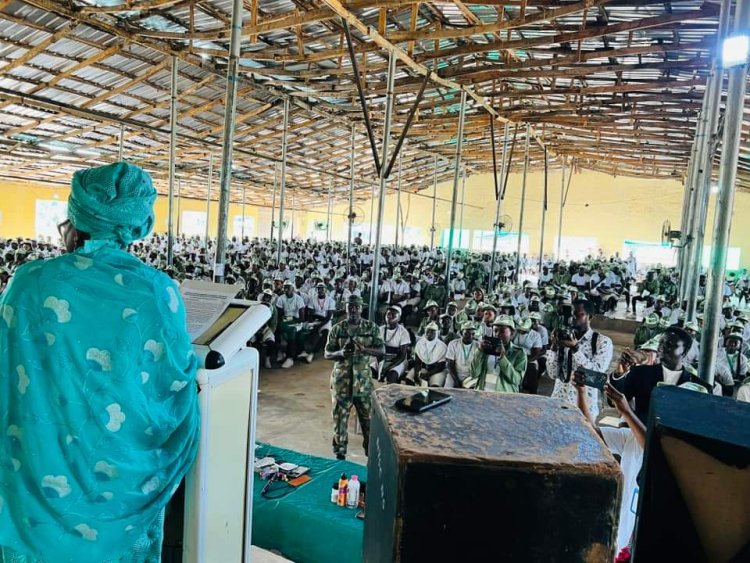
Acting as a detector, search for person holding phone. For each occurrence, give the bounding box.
[545,299,613,417]
[467,315,527,393]
[574,374,646,558]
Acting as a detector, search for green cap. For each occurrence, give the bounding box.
[493,315,515,330]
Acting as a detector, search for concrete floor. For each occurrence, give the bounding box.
[255,324,636,465]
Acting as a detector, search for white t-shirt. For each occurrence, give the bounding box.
[571,273,590,286]
[276,293,306,319]
[415,337,447,365]
[446,340,479,381]
[661,365,683,385]
[380,324,411,349]
[601,427,643,553]
[308,294,336,317]
[514,330,542,355]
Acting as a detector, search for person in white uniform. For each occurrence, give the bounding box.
[445,323,480,388]
[375,304,411,383]
[410,322,448,387]
[306,281,337,358]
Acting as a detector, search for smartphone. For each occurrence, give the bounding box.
[577,367,609,391]
[395,390,452,413]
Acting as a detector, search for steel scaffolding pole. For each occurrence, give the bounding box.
[685,0,731,320]
[395,150,402,250]
[166,55,178,267]
[241,185,247,240]
[327,181,333,242]
[347,126,355,268]
[538,147,548,273]
[276,97,290,265]
[556,157,566,260]
[698,0,750,385]
[176,178,182,236]
[444,89,468,295]
[205,152,213,246]
[679,73,713,300]
[368,51,396,321]
[213,0,243,282]
[118,122,124,161]
[270,162,278,242]
[489,122,510,290]
[430,155,438,249]
[515,124,531,280]
[458,166,466,249]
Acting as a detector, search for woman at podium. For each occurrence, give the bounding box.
[0,163,199,562]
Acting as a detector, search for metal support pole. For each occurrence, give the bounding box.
[458,166,466,249]
[444,89,468,294]
[270,162,278,242]
[430,155,438,249]
[214,0,242,282]
[347,126,355,268]
[167,55,178,267]
[557,157,566,260]
[489,122,509,289]
[369,183,375,245]
[395,150,402,249]
[515,124,531,280]
[205,152,213,246]
[698,0,750,385]
[291,188,296,240]
[538,148,548,273]
[241,185,247,240]
[368,51,396,321]
[327,181,333,242]
[176,178,182,236]
[118,123,125,161]
[677,137,699,278]
[276,97,290,265]
[685,0,730,320]
[680,72,713,300]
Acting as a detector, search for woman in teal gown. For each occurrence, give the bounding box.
[0,163,199,562]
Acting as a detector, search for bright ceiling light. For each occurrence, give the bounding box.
[722,34,750,68]
[711,184,720,194]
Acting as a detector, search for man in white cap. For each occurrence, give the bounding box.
[306,282,337,360]
[411,322,448,386]
[451,272,467,301]
[445,323,479,388]
[375,304,411,383]
[276,280,309,368]
[467,315,527,393]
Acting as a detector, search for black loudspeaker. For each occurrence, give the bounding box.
[363,386,623,562]
[634,386,750,562]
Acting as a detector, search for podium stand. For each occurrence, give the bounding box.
[165,282,270,563]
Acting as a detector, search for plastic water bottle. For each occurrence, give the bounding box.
[347,475,360,508]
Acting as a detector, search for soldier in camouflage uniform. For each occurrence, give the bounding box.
[325,295,385,460]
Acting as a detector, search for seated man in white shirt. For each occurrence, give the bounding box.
[374,305,412,383]
[410,322,448,387]
[306,282,337,359]
[444,323,480,388]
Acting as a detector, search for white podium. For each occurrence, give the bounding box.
[178,283,270,563]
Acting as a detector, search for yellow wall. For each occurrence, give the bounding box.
[0,180,272,241]
[324,169,750,268]
[2,171,749,267]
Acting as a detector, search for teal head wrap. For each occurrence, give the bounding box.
[68,162,156,246]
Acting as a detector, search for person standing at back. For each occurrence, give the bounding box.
[545,299,613,417]
[0,163,199,562]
